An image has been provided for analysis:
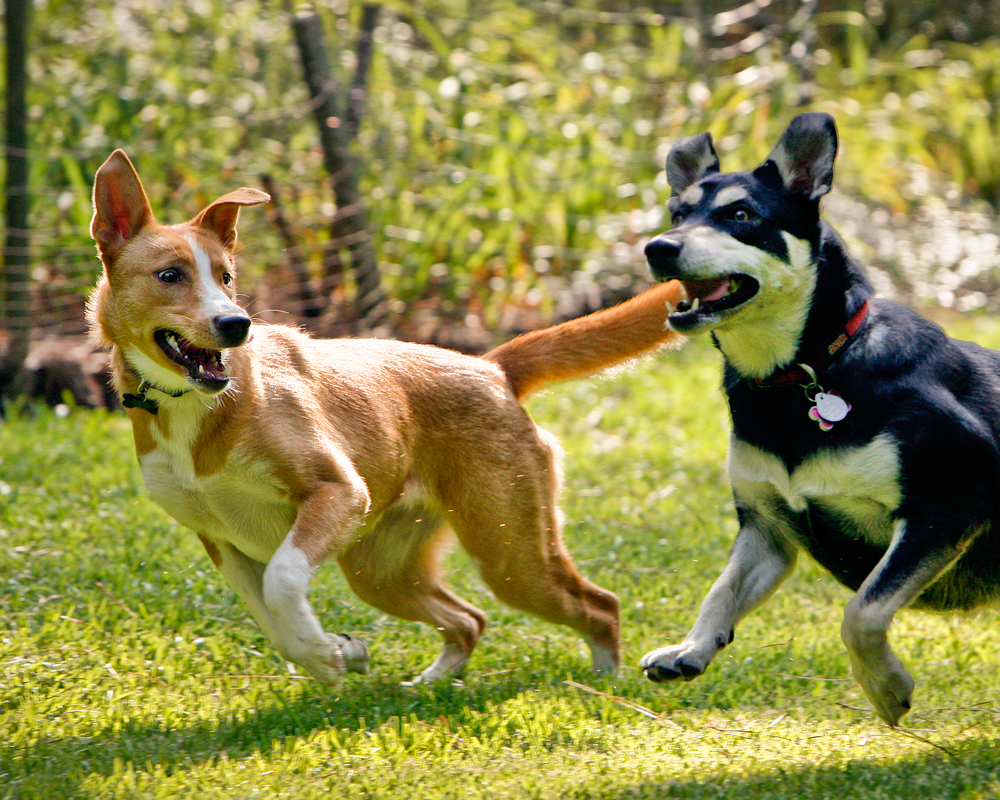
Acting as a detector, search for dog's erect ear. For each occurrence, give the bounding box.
[666,132,720,209]
[756,113,838,201]
[91,150,155,261]
[191,188,270,251]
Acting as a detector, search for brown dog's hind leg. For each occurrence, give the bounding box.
[438,426,620,675]
[338,499,488,684]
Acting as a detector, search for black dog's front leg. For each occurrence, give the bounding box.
[841,513,980,726]
[640,509,797,682]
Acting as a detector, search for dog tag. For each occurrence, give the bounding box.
[813,392,850,422]
[122,390,160,415]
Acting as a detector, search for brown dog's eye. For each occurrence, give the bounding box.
[157,268,182,284]
[222,273,233,285]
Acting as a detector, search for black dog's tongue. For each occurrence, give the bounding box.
[682,277,731,303]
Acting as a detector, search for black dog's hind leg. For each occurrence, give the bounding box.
[640,509,797,682]
[841,514,979,727]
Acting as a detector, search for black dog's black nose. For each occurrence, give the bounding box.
[644,237,683,280]
[214,314,251,347]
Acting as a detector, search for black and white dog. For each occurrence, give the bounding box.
[641,112,1000,726]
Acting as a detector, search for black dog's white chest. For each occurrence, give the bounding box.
[728,433,902,546]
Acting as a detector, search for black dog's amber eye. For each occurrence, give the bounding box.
[157,268,182,284]
[222,273,233,285]
[731,208,752,222]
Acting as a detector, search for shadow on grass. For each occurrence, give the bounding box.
[0,671,537,796]
[594,738,1000,800]
[6,680,1000,800]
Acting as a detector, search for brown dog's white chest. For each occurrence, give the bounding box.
[137,403,295,563]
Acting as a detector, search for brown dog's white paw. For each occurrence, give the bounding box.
[412,641,471,685]
[331,633,370,675]
[275,634,345,685]
[299,650,345,686]
[586,639,620,676]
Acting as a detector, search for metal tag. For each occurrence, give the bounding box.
[814,392,850,423]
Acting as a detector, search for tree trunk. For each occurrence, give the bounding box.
[259,173,323,320]
[290,9,387,328]
[345,4,380,142]
[1,0,32,403]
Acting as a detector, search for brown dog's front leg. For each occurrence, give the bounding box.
[262,480,372,683]
[205,538,276,641]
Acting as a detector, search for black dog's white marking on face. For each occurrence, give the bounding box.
[646,177,818,378]
[646,113,839,378]
[678,184,705,206]
[711,186,748,207]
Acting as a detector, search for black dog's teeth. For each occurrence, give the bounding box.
[668,275,759,321]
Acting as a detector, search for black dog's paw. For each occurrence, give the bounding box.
[639,646,709,683]
[643,662,683,683]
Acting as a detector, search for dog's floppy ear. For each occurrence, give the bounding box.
[666,132,720,210]
[191,188,270,251]
[756,112,838,201]
[91,150,155,261]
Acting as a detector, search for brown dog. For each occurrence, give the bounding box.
[88,149,684,684]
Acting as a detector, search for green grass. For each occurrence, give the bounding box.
[5,333,1000,798]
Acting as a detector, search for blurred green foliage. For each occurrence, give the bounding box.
[10,0,1000,325]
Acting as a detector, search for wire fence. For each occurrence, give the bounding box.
[1,0,824,342]
[5,0,1000,371]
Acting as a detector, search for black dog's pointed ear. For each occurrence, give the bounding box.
[666,132,720,209]
[756,113,838,200]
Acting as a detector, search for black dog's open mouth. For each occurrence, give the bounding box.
[669,274,759,330]
[154,329,229,389]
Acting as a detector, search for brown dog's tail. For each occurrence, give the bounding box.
[483,280,686,400]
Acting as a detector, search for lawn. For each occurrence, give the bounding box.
[4,332,1000,798]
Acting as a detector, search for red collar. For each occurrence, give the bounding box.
[749,300,870,389]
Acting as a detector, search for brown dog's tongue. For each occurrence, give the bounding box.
[177,338,226,380]
[200,357,227,381]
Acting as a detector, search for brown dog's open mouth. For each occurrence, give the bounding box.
[669,274,759,331]
[154,329,229,390]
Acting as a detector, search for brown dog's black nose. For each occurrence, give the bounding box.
[644,237,683,280]
[214,314,251,347]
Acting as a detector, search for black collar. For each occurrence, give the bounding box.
[748,300,870,389]
[121,378,191,415]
